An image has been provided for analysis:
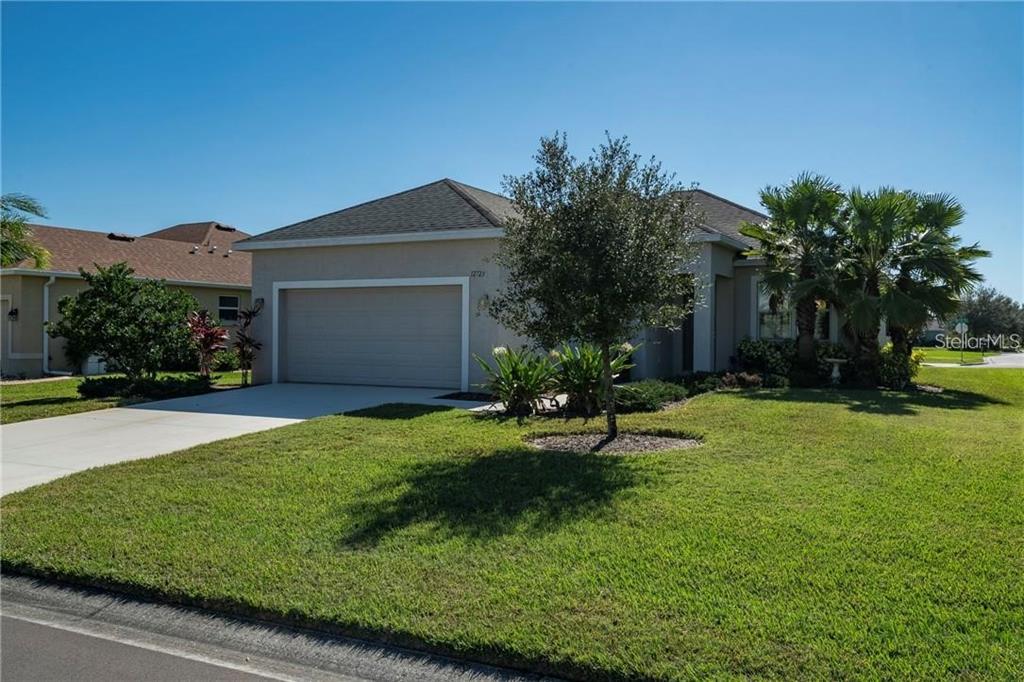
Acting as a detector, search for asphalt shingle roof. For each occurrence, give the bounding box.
[8,224,252,287]
[682,189,767,247]
[144,221,247,252]
[240,179,764,250]
[242,179,514,243]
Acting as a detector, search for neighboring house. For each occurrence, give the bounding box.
[0,221,251,378]
[236,178,810,392]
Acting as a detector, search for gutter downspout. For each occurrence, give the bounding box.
[42,276,72,376]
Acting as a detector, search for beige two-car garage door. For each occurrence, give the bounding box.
[281,285,462,388]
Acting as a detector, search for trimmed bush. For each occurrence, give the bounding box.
[78,375,213,400]
[615,379,689,413]
[763,373,790,389]
[736,338,796,377]
[720,371,764,389]
[213,349,241,371]
[879,344,925,390]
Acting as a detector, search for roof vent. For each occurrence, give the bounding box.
[213,223,236,232]
[224,249,233,257]
[191,245,200,253]
[107,233,136,242]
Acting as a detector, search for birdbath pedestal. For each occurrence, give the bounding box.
[824,357,847,386]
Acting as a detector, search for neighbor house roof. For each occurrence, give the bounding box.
[5,224,251,287]
[144,221,248,252]
[238,178,765,249]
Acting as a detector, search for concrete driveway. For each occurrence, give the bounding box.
[1,384,481,495]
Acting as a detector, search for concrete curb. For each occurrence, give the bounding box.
[1,574,557,682]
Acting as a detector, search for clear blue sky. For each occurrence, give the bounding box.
[3,2,1021,297]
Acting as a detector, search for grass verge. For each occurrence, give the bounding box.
[917,347,992,365]
[2,367,1022,679]
[0,371,244,424]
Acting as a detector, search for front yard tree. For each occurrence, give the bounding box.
[836,188,988,383]
[48,262,196,382]
[739,173,844,375]
[491,133,701,439]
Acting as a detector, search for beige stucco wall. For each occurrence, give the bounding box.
[0,272,249,377]
[630,246,762,377]
[247,237,764,386]
[732,265,758,342]
[249,238,528,387]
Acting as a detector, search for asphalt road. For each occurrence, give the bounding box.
[2,616,274,681]
[1,575,545,682]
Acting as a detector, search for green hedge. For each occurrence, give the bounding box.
[78,375,213,401]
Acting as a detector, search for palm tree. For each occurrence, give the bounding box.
[739,172,844,373]
[834,188,988,383]
[1,193,51,268]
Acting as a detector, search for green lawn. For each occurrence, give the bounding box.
[2,367,1021,679]
[0,371,244,424]
[918,346,993,365]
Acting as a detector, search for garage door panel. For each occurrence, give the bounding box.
[282,286,461,388]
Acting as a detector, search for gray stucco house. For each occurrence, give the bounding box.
[236,179,808,391]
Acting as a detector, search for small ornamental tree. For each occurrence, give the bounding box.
[47,262,196,382]
[490,133,701,438]
[233,299,264,386]
[187,310,229,378]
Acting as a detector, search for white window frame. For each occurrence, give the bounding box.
[270,277,471,391]
[218,295,241,323]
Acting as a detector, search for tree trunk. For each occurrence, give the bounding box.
[795,296,818,371]
[889,325,909,359]
[855,326,880,387]
[600,341,618,440]
[855,277,883,387]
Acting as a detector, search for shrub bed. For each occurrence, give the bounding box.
[615,379,689,413]
[78,375,213,400]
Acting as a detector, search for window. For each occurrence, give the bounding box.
[218,296,240,323]
[756,284,794,340]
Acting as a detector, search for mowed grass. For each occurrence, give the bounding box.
[918,347,993,365]
[2,367,1022,679]
[0,371,244,424]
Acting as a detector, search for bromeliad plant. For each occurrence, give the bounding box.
[475,346,557,421]
[187,310,229,378]
[551,342,635,416]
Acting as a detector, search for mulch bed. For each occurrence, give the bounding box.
[528,432,701,454]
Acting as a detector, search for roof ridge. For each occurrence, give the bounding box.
[442,178,505,227]
[25,222,218,248]
[252,179,454,241]
[685,188,768,220]
[201,221,217,246]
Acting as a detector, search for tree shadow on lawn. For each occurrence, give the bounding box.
[336,447,647,549]
[3,396,83,408]
[343,403,458,420]
[736,385,1007,416]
